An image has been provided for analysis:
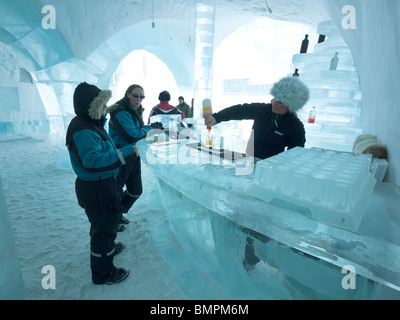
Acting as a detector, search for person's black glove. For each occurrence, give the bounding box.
[137,105,144,117]
[151,122,164,130]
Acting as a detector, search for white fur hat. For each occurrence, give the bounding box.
[271,77,310,113]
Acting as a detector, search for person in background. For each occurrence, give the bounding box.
[204,76,310,272]
[148,90,185,124]
[176,96,192,118]
[66,82,136,285]
[107,85,162,216]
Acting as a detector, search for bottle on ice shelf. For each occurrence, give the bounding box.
[308,107,316,123]
[329,52,339,70]
[300,34,309,54]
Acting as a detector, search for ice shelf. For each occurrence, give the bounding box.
[138,137,400,299]
[293,21,363,153]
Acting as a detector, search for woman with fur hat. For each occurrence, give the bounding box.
[66,82,138,285]
[205,77,309,159]
[205,77,309,272]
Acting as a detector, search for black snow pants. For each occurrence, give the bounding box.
[75,177,121,280]
[117,155,143,212]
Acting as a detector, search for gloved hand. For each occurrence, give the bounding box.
[151,121,164,130]
[137,105,144,117]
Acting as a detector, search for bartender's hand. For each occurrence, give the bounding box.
[204,114,216,128]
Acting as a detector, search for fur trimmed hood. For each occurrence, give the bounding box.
[271,77,310,114]
[73,82,111,120]
[105,100,128,115]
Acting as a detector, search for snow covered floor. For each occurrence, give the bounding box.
[0,135,185,300]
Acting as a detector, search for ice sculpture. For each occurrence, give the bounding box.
[246,147,376,232]
[0,176,25,299]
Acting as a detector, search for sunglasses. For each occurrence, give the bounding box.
[130,93,145,99]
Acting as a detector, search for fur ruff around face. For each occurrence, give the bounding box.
[105,102,125,115]
[88,90,112,120]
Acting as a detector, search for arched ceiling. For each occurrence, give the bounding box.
[1,0,330,75]
[25,0,329,59]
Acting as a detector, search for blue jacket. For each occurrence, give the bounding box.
[66,86,137,181]
[106,98,153,148]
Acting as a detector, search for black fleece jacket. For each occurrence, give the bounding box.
[213,103,306,159]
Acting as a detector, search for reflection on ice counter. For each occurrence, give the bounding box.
[137,132,400,300]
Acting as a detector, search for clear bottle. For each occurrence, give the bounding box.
[308,107,316,123]
[293,68,300,77]
[329,52,339,70]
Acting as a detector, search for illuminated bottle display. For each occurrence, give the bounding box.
[202,99,213,146]
[308,107,316,123]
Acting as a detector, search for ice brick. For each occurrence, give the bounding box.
[247,147,376,232]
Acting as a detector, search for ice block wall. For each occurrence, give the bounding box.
[193,3,215,121]
[291,21,363,152]
[0,176,25,299]
[0,71,50,137]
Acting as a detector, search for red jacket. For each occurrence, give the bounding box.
[148,101,185,124]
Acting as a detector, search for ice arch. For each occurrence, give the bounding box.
[88,20,194,90]
[1,1,194,145]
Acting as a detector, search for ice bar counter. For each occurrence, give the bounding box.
[137,134,400,299]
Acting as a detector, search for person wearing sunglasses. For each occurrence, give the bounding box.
[107,85,162,219]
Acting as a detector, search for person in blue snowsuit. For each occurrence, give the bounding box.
[66,82,137,285]
[106,84,162,215]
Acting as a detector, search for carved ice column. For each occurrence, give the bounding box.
[193,3,215,123]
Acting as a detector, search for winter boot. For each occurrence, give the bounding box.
[114,242,126,256]
[92,265,130,285]
[119,215,130,225]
